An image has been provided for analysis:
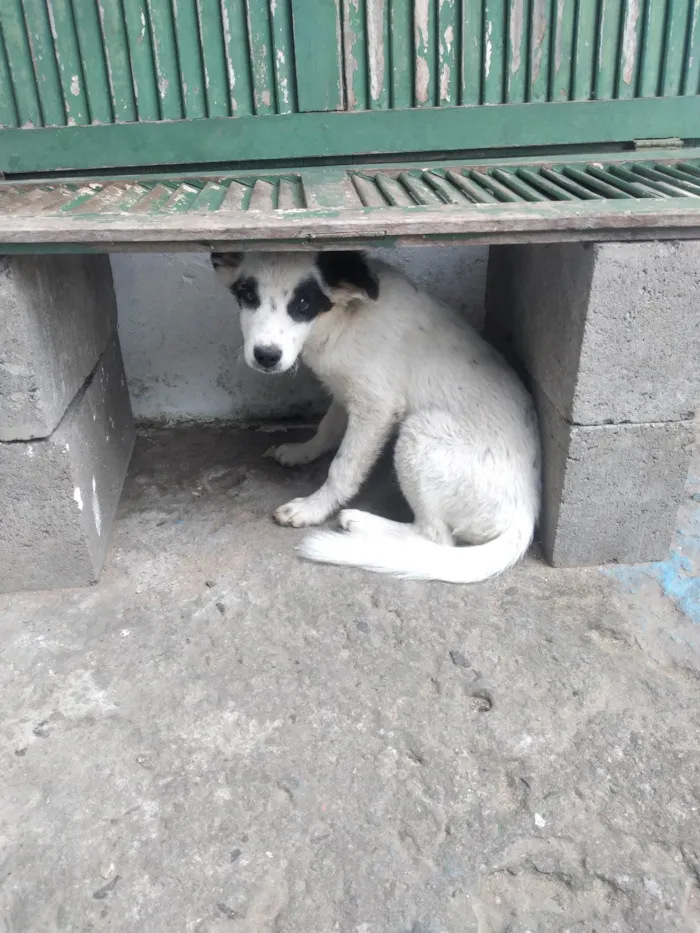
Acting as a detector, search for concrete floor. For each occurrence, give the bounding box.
[1,425,699,933]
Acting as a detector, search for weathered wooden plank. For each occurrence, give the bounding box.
[507,0,528,103]
[375,173,415,205]
[572,0,598,99]
[197,0,231,117]
[399,171,446,204]
[587,164,662,197]
[172,0,206,118]
[277,177,305,210]
[683,0,700,94]
[438,0,458,104]
[461,0,484,103]
[97,0,138,122]
[246,0,276,114]
[616,0,643,98]
[662,0,692,96]
[641,163,700,194]
[270,0,297,114]
[71,0,113,123]
[516,167,576,199]
[542,167,606,198]
[0,0,42,126]
[608,164,674,196]
[303,169,363,208]
[3,97,700,176]
[218,180,250,211]
[0,23,19,127]
[190,182,228,211]
[492,168,547,200]
[129,184,179,212]
[423,170,473,203]
[446,170,499,202]
[595,0,624,99]
[45,0,90,125]
[291,0,344,111]
[221,0,254,115]
[389,0,413,108]
[147,0,184,119]
[367,0,390,108]
[122,0,161,122]
[469,170,521,200]
[351,174,387,206]
[67,183,150,213]
[528,0,551,101]
[483,0,506,103]
[414,0,437,106]
[248,179,277,211]
[161,183,203,211]
[3,199,700,249]
[551,0,576,99]
[22,0,66,125]
[343,0,369,110]
[562,165,629,197]
[637,0,666,97]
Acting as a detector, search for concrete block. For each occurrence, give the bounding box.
[485,241,700,425]
[536,387,695,567]
[0,254,117,441]
[0,336,135,593]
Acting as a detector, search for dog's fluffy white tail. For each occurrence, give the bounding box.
[299,513,533,584]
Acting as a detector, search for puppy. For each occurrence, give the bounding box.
[212,250,541,583]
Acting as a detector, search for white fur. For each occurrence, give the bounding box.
[214,252,541,583]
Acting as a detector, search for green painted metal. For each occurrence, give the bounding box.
[72,0,114,124]
[389,0,412,108]
[461,0,484,103]
[122,0,160,122]
[46,0,90,125]
[291,0,343,111]
[2,96,699,176]
[0,0,698,176]
[221,0,254,115]
[343,0,369,110]
[270,0,298,114]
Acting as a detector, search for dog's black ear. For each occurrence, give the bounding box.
[211,251,243,271]
[211,251,244,286]
[316,251,379,302]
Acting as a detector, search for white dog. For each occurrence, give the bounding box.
[212,250,541,583]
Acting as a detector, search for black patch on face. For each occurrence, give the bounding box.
[231,276,260,309]
[287,277,332,322]
[316,251,379,301]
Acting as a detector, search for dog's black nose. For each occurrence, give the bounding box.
[253,345,282,369]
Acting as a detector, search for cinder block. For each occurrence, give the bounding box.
[536,387,695,567]
[0,254,117,441]
[0,336,135,593]
[485,241,700,425]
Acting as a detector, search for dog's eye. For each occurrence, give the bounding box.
[232,280,258,307]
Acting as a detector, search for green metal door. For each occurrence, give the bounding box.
[0,0,699,176]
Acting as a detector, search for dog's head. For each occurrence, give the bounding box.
[211,251,379,374]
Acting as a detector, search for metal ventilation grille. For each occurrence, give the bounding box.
[351,160,700,207]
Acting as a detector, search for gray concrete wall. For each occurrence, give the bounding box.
[112,247,488,422]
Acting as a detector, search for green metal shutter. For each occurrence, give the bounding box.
[0,0,699,175]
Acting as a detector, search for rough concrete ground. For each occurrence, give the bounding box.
[1,425,699,933]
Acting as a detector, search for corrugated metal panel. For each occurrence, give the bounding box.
[0,0,301,127]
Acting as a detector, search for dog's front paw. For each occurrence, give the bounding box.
[265,442,314,467]
[273,495,331,527]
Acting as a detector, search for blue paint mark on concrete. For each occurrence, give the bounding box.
[604,485,700,625]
